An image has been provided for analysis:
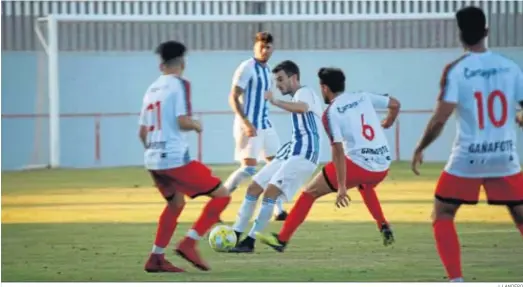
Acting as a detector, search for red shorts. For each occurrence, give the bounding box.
[435,171,523,206]
[322,158,388,191]
[149,161,222,200]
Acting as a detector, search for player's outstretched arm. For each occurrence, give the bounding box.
[266,92,309,113]
[381,97,401,129]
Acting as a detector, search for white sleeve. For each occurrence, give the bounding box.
[516,67,523,103]
[174,84,188,117]
[231,61,252,90]
[322,106,343,144]
[438,65,459,103]
[367,92,390,109]
[294,88,315,111]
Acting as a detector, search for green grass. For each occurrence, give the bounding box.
[2,162,522,282]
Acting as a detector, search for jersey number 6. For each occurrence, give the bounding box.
[361,114,375,141]
[473,90,508,130]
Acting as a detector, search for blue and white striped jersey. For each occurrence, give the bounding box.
[232,58,273,129]
[276,87,323,164]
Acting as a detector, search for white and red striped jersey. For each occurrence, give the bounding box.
[322,92,392,172]
[139,75,192,170]
[440,51,523,178]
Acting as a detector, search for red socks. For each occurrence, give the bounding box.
[154,204,184,248]
[358,185,387,228]
[433,218,462,280]
[279,192,316,242]
[191,196,231,236]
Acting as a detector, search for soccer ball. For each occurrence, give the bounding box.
[208,225,237,252]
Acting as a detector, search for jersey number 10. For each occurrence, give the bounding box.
[146,101,162,131]
[473,90,508,130]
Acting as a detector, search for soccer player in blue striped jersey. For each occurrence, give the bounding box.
[224,32,288,220]
[228,60,322,253]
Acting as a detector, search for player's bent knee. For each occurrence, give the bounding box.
[264,184,282,199]
[246,181,264,197]
[242,158,257,167]
[508,205,523,224]
[433,198,460,220]
[304,174,332,199]
[210,185,230,198]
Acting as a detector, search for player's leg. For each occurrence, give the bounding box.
[340,158,392,245]
[231,160,282,244]
[237,158,317,253]
[223,126,260,193]
[483,173,523,237]
[432,172,482,282]
[144,171,186,273]
[262,127,288,220]
[170,162,231,271]
[358,184,394,246]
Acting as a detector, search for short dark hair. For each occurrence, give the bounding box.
[456,6,487,46]
[318,68,345,93]
[254,32,273,44]
[155,41,187,64]
[272,60,300,80]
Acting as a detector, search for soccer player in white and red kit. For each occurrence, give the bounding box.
[258,68,401,251]
[139,41,230,272]
[411,7,523,282]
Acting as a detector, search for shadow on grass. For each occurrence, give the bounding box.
[2,221,522,282]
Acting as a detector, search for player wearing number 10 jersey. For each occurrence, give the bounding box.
[139,41,230,273]
[257,68,401,252]
[411,7,523,282]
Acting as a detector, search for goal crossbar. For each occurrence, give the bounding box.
[34,12,455,168]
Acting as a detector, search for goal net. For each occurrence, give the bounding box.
[32,13,456,169]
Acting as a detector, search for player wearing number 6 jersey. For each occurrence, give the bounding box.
[410,7,523,282]
[139,41,230,273]
[257,68,401,252]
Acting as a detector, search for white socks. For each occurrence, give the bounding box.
[275,198,285,215]
[248,197,276,238]
[224,166,257,193]
[233,194,259,233]
[151,245,165,254]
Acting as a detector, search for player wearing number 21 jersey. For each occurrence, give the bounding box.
[257,67,401,252]
[139,41,231,273]
[411,6,523,282]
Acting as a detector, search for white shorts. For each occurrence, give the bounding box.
[253,156,317,202]
[233,121,280,162]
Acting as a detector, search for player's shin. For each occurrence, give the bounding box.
[224,165,256,193]
[248,197,276,239]
[188,196,231,239]
[232,194,259,237]
[358,185,388,228]
[153,202,184,254]
[279,192,316,242]
[433,217,463,281]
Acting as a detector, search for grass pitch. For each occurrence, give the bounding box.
[1,162,522,282]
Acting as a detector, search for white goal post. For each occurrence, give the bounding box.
[34,12,455,168]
